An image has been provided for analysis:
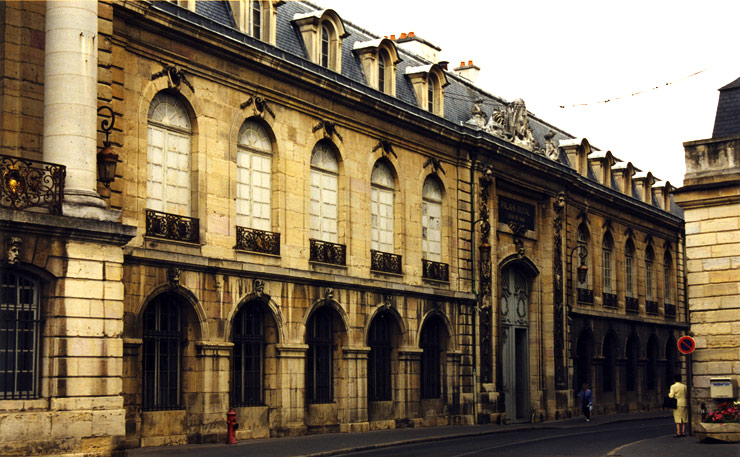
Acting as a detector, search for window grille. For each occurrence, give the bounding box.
[626,337,638,392]
[306,307,332,403]
[420,317,442,399]
[142,294,183,410]
[232,304,264,406]
[0,270,40,400]
[368,312,392,401]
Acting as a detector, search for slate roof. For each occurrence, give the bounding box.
[149,0,681,218]
[712,76,740,138]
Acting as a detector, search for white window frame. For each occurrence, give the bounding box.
[422,177,443,262]
[371,161,394,253]
[310,142,339,243]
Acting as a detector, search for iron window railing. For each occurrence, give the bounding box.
[232,304,264,407]
[422,259,449,282]
[145,209,199,243]
[0,270,40,400]
[626,297,639,313]
[370,250,402,275]
[603,293,617,308]
[0,154,65,215]
[309,239,346,266]
[577,288,594,304]
[236,226,280,255]
[646,300,659,315]
[665,303,676,318]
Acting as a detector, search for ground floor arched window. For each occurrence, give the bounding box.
[420,315,443,399]
[232,303,264,406]
[602,333,617,393]
[306,307,333,403]
[142,293,183,410]
[368,312,392,401]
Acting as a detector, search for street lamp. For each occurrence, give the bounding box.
[96,106,118,188]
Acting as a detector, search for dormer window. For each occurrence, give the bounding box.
[293,9,348,72]
[406,64,448,115]
[232,1,279,44]
[353,38,400,96]
[251,0,261,38]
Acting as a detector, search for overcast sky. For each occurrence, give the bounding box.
[316,0,740,186]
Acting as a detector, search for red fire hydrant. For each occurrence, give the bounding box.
[226,408,238,444]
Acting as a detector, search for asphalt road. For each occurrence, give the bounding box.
[334,418,674,457]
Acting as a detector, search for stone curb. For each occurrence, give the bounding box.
[301,415,671,457]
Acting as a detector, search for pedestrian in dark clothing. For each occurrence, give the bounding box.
[578,384,593,421]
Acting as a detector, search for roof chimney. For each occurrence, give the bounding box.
[453,60,480,83]
[395,32,441,63]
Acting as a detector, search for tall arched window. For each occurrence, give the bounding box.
[422,176,443,261]
[427,74,436,112]
[142,293,183,410]
[0,270,41,399]
[420,316,443,399]
[625,334,639,392]
[625,239,635,298]
[645,247,655,301]
[602,232,614,294]
[378,52,386,93]
[664,251,672,303]
[310,141,339,243]
[646,335,659,391]
[251,0,262,39]
[371,161,394,253]
[577,224,590,291]
[320,24,331,68]
[232,303,264,406]
[368,312,392,402]
[306,307,333,403]
[147,92,192,216]
[237,120,272,231]
[602,332,616,393]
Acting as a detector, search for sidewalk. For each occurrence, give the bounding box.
[607,433,739,457]
[126,410,670,457]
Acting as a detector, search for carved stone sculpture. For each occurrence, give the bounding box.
[544,130,560,161]
[5,237,21,265]
[465,99,488,129]
[466,98,541,153]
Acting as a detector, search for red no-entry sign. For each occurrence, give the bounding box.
[677,336,696,355]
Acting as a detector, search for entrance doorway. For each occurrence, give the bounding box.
[500,266,531,422]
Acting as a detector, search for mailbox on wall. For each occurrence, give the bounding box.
[709,378,736,399]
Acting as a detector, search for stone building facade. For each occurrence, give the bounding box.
[0,1,686,455]
[674,77,740,432]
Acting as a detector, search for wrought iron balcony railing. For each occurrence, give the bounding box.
[145,209,199,243]
[646,300,659,315]
[236,226,280,255]
[370,250,402,274]
[309,239,346,266]
[0,154,65,215]
[626,296,639,313]
[603,293,617,308]
[422,259,449,282]
[665,303,676,318]
[577,288,594,304]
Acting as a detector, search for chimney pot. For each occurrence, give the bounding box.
[390,34,396,40]
[460,61,465,67]
[400,32,407,39]
[408,31,415,37]
[384,36,387,39]
[468,60,473,66]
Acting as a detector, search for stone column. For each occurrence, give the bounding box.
[342,347,370,428]
[399,349,423,419]
[44,1,113,219]
[275,343,308,435]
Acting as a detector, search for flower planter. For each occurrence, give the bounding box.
[694,422,740,443]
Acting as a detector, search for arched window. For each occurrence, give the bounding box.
[577,224,590,290]
[422,176,443,261]
[371,161,394,253]
[310,141,339,243]
[664,251,672,303]
[378,52,386,94]
[237,120,273,231]
[147,92,192,216]
[646,335,659,391]
[0,270,41,399]
[420,316,443,399]
[602,332,616,393]
[625,239,635,298]
[251,0,262,39]
[625,334,639,392]
[575,330,593,393]
[232,303,264,406]
[665,337,679,391]
[306,307,333,403]
[142,293,183,410]
[645,247,655,301]
[368,312,392,401]
[320,24,331,68]
[602,232,614,294]
[427,74,436,112]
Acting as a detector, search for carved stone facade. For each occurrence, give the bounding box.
[0,1,686,456]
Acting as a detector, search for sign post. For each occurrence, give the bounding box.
[677,335,695,437]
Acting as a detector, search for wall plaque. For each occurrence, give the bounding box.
[498,196,535,231]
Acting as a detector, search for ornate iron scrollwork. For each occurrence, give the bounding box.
[603,293,618,308]
[236,226,280,255]
[646,300,659,314]
[370,250,402,274]
[309,239,346,266]
[626,297,639,313]
[577,288,594,304]
[145,209,199,243]
[422,259,449,282]
[0,154,65,215]
[665,303,676,318]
